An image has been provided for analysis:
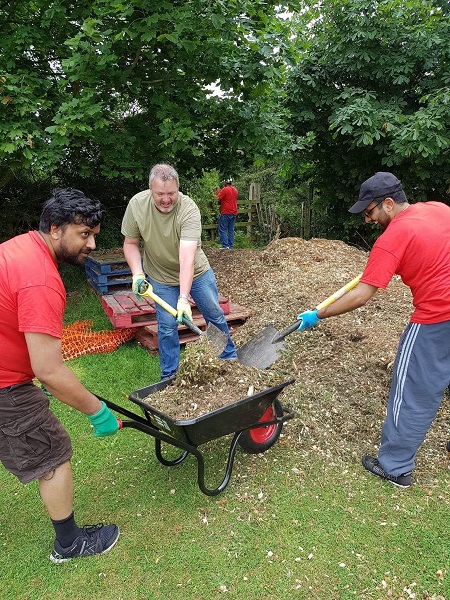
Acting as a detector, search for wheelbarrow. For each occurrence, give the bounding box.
[98,376,295,496]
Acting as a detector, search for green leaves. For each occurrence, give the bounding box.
[285,0,450,239]
[1,0,298,186]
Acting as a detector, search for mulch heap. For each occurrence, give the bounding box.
[141,335,287,421]
[200,238,449,485]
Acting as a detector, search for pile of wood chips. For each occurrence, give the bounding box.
[138,238,449,483]
[202,238,449,483]
[142,335,287,421]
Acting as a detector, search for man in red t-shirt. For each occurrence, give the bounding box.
[0,189,120,562]
[295,172,450,489]
[216,178,238,249]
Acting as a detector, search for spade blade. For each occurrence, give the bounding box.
[236,325,286,370]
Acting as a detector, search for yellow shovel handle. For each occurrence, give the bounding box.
[139,286,205,336]
[315,273,363,311]
[138,285,178,318]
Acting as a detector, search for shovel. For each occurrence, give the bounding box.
[136,281,228,355]
[237,273,362,369]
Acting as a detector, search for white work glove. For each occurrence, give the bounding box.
[177,295,192,323]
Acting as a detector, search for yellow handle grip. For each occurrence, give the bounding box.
[138,285,178,317]
[139,286,203,336]
[315,273,363,311]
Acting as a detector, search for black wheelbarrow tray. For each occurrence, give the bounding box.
[99,376,295,496]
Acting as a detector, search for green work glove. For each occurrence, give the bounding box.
[87,402,119,438]
[177,295,192,323]
[132,273,146,298]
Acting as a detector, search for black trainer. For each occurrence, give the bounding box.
[362,455,412,489]
[50,523,120,563]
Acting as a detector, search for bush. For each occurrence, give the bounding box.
[183,169,222,226]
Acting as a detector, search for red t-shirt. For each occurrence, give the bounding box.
[0,231,66,387]
[217,185,238,215]
[360,201,450,324]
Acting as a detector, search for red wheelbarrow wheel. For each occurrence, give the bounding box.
[238,400,283,454]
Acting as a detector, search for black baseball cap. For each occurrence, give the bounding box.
[349,172,403,213]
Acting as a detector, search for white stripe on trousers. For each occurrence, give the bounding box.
[392,322,420,426]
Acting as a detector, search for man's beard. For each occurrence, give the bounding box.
[57,245,90,267]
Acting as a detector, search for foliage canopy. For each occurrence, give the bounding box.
[285,0,450,240]
[0,0,297,188]
[2,0,450,245]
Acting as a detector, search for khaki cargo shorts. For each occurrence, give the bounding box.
[0,382,73,483]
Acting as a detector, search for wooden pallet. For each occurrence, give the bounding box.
[85,249,133,295]
[134,302,252,353]
[88,276,133,296]
[101,292,157,327]
[86,263,131,284]
[85,250,131,274]
[101,291,232,329]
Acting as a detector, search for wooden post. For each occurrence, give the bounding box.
[303,184,313,240]
[248,182,260,240]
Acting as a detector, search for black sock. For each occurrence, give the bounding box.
[51,512,82,547]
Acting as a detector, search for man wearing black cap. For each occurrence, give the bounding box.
[296,172,450,489]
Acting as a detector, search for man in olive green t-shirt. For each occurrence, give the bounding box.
[121,163,236,379]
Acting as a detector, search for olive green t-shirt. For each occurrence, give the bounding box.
[121,189,210,285]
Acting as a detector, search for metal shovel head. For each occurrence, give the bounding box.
[236,324,286,370]
[204,322,228,356]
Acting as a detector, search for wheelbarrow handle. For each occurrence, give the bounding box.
[138,284,203,337]
[272,273,363,343]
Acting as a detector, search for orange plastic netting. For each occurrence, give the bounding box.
[61,320,135,361]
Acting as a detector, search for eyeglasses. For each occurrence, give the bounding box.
[363,198,384,219]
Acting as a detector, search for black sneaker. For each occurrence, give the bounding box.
[362,455,412,489]
[50,523,120,563]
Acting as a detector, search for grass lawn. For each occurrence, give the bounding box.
[0,267,449,599]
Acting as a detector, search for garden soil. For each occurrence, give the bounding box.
[145,238,450,484]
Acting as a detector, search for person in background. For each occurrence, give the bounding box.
[216,178,238,249]
[0,188,120,563]
[122,163,236,380]
[296,172,450,489]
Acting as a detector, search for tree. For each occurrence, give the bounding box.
[285,0,450,241]
[0,0,298,190]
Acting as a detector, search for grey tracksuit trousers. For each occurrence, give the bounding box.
[378,320,450,476]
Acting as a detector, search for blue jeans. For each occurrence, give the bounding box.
[218,214,236,249]
[148,268,237,379]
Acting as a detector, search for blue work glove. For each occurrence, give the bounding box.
[132,273,147,299]
[87,402,120,438]
[177,295,192,323]
[297,309,321,331]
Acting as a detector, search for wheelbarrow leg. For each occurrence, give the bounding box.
[191,431,243,497]
[155,439,189,466]
[119,419,239,495]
